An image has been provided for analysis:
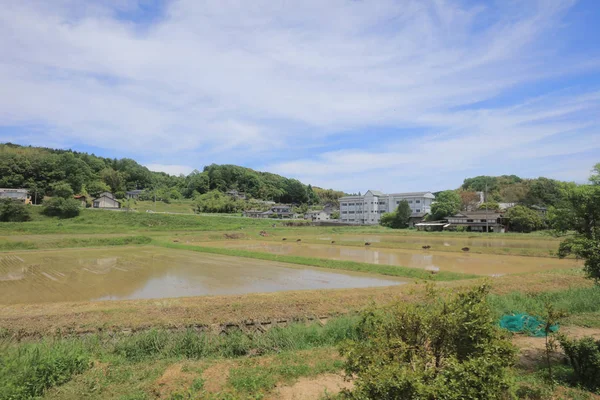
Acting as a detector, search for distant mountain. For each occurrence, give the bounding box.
[0,143,343,205]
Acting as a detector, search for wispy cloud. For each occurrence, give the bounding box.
[0,0,598,191]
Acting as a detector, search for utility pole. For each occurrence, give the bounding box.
[485,183,489,233]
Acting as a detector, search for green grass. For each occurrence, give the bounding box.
[488,286,600,321]
[156,241,478,281]
[0,235,152,251]
[113,316,360,362]
[227,350,344,396]
[0,339,91,400]
[5,286,600,399]
[0,208,274,234]
[2,318,359,399]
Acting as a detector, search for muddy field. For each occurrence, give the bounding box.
[198,240,579,276]
[0,247,406,304]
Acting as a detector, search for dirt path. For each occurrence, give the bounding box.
[268,373,353,400]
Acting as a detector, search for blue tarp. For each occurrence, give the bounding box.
[499,313,559,337]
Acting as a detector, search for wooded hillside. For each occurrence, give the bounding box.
[0,143,342,205]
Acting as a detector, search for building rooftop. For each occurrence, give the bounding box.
[450,211,504,218]
[389,191,435,198]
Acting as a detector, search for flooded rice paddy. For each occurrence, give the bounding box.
[0,247,405,304]
[202,241,579,276]
[313,235,560,250]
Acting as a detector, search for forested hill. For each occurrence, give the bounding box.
[459,174,576,207]
[0,143,344,204]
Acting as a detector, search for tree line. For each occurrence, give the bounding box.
[0,143,342,206]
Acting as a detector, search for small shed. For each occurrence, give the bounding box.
[92,193,121,209]
[73,195,87,207]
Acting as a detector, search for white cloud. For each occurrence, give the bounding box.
[145,164,195,176]
[0,0,598,190]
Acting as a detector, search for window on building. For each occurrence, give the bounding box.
[480,219,486,222]
[416,209,421,213]
[408,200,413,204]
[467,219,473,222]
[396,201,399,204]
[342,211,348,214]
[416,200,421,203]
[349,211,355,214]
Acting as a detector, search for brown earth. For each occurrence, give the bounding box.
[269,373,353,400]
[201,361,233,393]
[152,363,196,399]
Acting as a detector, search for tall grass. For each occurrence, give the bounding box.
[114,316,360,362]
[0,340,91,400]
[488,287,600,318]
[158,241,478,281]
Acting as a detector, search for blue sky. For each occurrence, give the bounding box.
[1,0,599,192]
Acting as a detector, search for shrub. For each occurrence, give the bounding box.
[42,198,81,219]
[340,285,516,399]
[0,199,31,222]
[558,335,600,391]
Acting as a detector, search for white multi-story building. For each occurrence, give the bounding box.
[338,190,435,225]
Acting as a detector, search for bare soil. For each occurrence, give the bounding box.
[269,373,353,400]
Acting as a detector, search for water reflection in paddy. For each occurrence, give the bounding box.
[204,241,578,276]
[0,248,405,305]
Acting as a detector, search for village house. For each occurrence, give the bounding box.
[243,205,294,219]
[338,190,435,225]
[445,211,506,232]
[0,188,31,204]
[92,192,121,209]
[126,190,144,199]
[304,210,331,222]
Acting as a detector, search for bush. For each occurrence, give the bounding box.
[42,198,81,219]
[340,285,516,399]
[0,199,31,222]
[559,335,600,391]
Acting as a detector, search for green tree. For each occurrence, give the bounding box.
[100,168,125,193]
[340,285,515,399]
[51,182,74,199]
[85,181,110,198]
[590,163,600,186]
[554,166,600,282]
[184,170,210,197]
[331,210,340,219]
[505,205,543,233]
[42,198,81,219]
[478,201,500,211]
[380,200,412,229]
[0,199,31,222]
[430,190,461,220]
[195,190,241,213]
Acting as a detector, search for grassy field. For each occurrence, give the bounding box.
[0,208,598,399]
